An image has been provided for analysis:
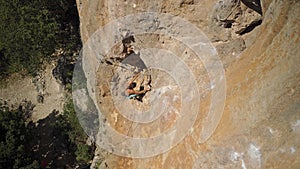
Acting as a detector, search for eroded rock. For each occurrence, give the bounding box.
[76,0,300,168]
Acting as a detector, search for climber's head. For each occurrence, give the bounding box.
[127,45,134,54]
[128,82,136,89]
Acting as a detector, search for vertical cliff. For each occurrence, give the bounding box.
[75,0,300,168]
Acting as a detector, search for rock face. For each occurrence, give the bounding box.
[0,63,64,122]
[76,0,300,168]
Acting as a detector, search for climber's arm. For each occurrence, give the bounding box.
[126,88,149,95]
[127,73,140,86]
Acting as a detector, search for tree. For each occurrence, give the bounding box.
[54,99,94,164]
[0,102,39,169]
[0,0,81,77]
[75,143,93,163]
[0,0,59,76]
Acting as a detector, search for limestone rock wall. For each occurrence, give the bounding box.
[76,0,300,168]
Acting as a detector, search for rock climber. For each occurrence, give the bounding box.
[118,45,135,60]
[103,33,136,65]
[126,72,151,101]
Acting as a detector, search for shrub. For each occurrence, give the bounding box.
[54,99,94,164]
[0,0,81,78]
[0,102,38,169]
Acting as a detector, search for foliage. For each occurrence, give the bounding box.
[54,99,94,164]
[0,0,91,166]
[62,99,88,142]
[0,102,39,169]
[0,0,80,77]
[75,143,93,163]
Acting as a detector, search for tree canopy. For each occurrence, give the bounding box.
[0,102,39,169]
[0,0,80,77]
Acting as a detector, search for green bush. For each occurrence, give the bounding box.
[75,143,93,163]
[54,99,94,164]
[62,99,88,142]
[0,0,59,76]
[0,0,81,77]
[0,103,38,169]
